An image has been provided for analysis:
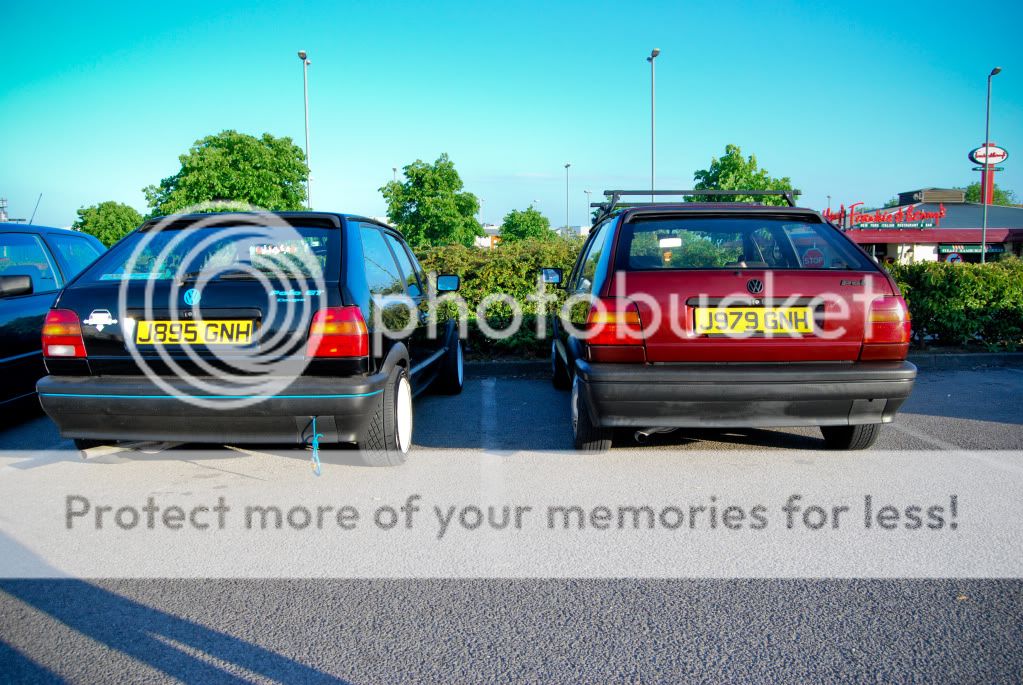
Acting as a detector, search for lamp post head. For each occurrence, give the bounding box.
[648,48,661,62]
[990,66,1002,77]
[565,163,571,169]
[297,50,307,60]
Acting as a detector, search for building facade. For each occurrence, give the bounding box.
[824,188,1023,264]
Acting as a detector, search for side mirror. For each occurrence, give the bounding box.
[0,275,33,298]
[436,274,460,293]
[541,267,563,286]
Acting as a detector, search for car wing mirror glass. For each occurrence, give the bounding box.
[541,267,563,286]
[0,275,34,298]
[436,274,460,292]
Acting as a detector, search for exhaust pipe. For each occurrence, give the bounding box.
[634,427,677,444]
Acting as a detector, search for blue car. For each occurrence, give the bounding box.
[0,225,105,407]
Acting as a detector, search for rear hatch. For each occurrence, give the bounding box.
[606,211,894,362]
[53,218,340,376]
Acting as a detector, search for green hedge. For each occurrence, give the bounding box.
[418,238,582,314]
[888,259,1023,350]
[416,238,582,358]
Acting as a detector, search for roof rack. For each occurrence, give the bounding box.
[590,189,802,225]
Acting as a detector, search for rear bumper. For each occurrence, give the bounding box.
[575,360,917,428]
[37,373,387,444]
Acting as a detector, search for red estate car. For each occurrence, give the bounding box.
[545,190,916,452]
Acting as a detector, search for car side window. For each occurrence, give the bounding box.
[573,219,613,293]
[48,234,103,277]
[383,232,423,298]
[407,247,428,293]
[359,225,404,295]
[0,233,61,294]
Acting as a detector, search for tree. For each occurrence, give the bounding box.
[72,201,143,246]
[958,182,1017,206]
[500,206,554,242]
[144,130,308,216]
[689,144,794,206]
[380,154,483,248]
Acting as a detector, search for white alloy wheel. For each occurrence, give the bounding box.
[456,340,464,387]
[571,375,580,438]
[395,376,413,453]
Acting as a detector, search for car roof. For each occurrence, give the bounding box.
[618,204,825,222]
[0,223,100,237]
[138,211,396,233]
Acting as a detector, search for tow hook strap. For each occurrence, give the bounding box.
[309,416,324,476]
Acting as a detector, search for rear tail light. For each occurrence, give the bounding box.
[865,296,911,344]
[585,299,643,346]
[42,309,86,358]
[307,306,369,358]
[861,296,911,360]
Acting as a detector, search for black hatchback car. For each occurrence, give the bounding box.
[37,212,463,466]
[1,224,105,407]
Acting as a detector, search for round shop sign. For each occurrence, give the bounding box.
[946,253,963,263]
[968,145,1009,166]
[802,248,826,268]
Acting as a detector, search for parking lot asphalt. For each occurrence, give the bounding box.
[1,366,1021,683]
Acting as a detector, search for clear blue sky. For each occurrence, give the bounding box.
[2,0,1021,228]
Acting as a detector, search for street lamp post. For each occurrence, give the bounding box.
[298,50,312,209]
[647,48,660,202]
[564,163,571,230]
[981,66,1002,264]
[392,167,397,182]
[584,189,592,225]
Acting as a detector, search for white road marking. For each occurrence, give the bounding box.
[480,377,498,450]
[892,421,1023,475]
[477,377,511,569]
[890,422,958,450]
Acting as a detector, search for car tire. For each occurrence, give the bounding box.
[360,365,413,466]
[433,336,464,395]
[820,424,881,450]
[551,340,571,391]
[572,375,611,452]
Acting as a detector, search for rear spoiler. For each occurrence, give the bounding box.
[139,212,344,232]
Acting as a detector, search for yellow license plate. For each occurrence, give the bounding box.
[134,320,254,345]
[694,307,813,334]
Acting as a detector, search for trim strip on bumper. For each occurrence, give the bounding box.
[38,391,382,400]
